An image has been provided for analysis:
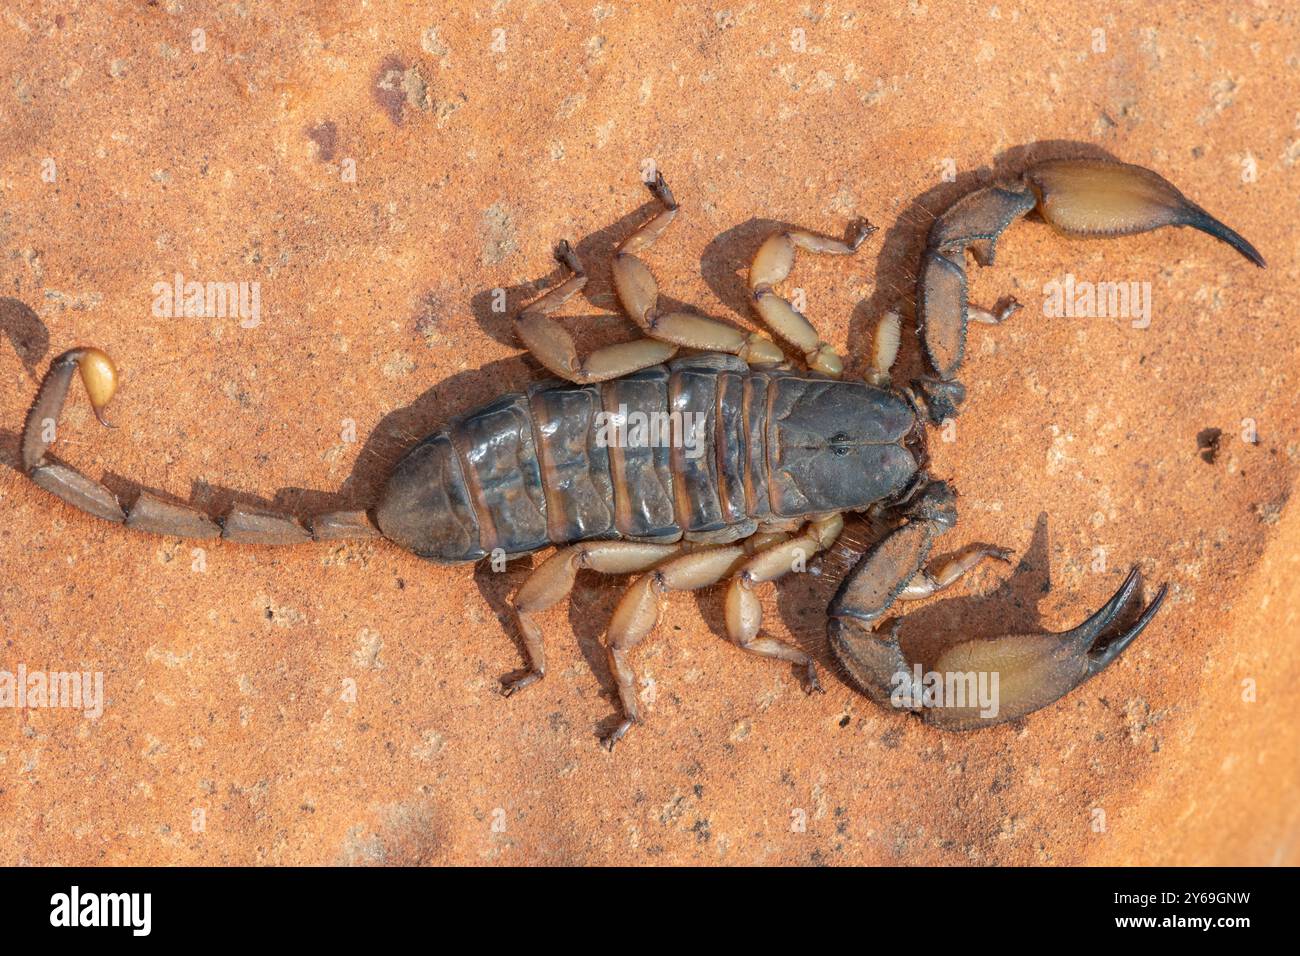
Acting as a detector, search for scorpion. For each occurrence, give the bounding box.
[18,154,1264,748]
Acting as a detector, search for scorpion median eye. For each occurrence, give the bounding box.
[829,432,851,457]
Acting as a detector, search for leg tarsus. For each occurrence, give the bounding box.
[968,296,1022,326]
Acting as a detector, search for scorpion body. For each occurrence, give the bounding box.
[372,357,924,562]
[18,152,1264,748]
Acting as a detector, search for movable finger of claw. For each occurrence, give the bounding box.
[1087,582,1168,676]
[1023,159,1265,267]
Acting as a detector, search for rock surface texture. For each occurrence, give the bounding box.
[0,2,1296,865]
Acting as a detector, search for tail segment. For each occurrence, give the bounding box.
[21,347,380,544]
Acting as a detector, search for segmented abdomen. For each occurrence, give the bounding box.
[373,355,918,563]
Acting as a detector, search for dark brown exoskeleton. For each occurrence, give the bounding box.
[19,156,1264,747]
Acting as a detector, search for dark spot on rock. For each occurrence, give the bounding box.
[1197,427,1222,464]
[307,121,338,162]
[374,55,409,126]
[838,714,851,728]
[414,292,443,342]
[691,818,711,843]
[880,725,903,748]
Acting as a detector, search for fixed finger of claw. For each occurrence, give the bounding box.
[1023,159,1265,267]
[1088,583,1168,676]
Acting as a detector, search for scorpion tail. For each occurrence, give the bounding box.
[20,347,379,543]
[915,156,1265,414]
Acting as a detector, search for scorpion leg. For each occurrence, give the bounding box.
[612,172,783,366]
[502,540,682,695]
[866,309,902,387]
[724,514,844,692]
[916,158,1264,418]
[515,241,677,384]
[897,543,1013,600]
[603,544,748,749]
[748,217,876,377]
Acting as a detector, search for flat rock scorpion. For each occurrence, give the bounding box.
[19,154,1264,748]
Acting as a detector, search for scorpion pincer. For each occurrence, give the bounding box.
[19,154,1264,748]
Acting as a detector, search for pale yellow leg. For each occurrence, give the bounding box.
[867,309,901,387]
[896,543,1012,600]
[515,241,677,384]
[723,514,844,688]
[603,544,748,749]
[748,220,875,377]
[504,540,684,695]
[612,172,783,366]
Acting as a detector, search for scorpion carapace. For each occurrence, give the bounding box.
[18,154,1264,748]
